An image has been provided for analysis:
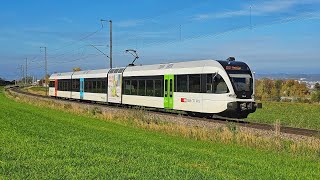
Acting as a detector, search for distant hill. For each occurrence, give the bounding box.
[256,74,320,82]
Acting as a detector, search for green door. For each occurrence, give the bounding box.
[164,74,174,109]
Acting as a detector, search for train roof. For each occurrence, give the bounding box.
[50,59,250,79]
[123,59,224,76]
[50,72,74,79]
[50,69,109,79]
[72,69,109,78]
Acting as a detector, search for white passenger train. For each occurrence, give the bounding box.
[49,58,259,118]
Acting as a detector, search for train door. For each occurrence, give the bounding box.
[164,74,174,109]
[80,78,84,100]
[108,73,122,103]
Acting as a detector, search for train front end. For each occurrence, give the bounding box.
[218,58,261,118]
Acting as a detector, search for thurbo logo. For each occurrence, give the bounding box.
[181,98,200,103]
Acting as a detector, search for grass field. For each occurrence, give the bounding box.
[248,101,320,130]
[1,87,319,178]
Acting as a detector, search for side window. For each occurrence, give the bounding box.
[84,80,88,92]
[214,74,229,94]
[101,78,107,93]
[154,80,162,97]
[85,79,93,93]
[49,81,54,87]
[91,80,96,93]
[146,80,154,96]
[131,80,137,95]
[97,80,102,93]
[189,74,201,93]
[138,80,146,96]
[176,75,188,92]
[206,74,213,93]
[205,74,229,94]
[164,79,168,96]
[72,79,80,92]
[124,80,131,95]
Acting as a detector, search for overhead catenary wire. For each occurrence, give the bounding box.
[131,11,320,49]
[20,0,319,78]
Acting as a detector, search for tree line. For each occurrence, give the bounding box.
[255,79,320,103]
[0,78,14,86]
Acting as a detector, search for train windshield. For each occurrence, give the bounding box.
[229,74,253,98]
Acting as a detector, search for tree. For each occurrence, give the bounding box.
[311,91,320,103]
[73,67,81,72]
[315,83,320,91]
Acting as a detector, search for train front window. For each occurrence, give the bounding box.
[229,74,253,98]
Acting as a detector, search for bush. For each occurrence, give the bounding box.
[311,91,320,103]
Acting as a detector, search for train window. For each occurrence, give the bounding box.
[49,81,55,87]
[204,74,230,94]
[85,80,92,93]
[146,80,154,96]
[124,80,131,95]
[214,75,229,94]
[206,74,213,93]
[62,81,66,91]
[131,80,138,95]
[189,74,201,93]
[59,80,71,91]
[101,78,107,93]
[96,80,101,93]
[154,80,162,97]
[164,79,168,97]
[72,79,80,92]
[58,81,61,90]
[92,81,96,93]
[170,79,173,97]
[176,75,188,92]
[84,80,89,92]
[59,81,62,90]
[138,80,146,96]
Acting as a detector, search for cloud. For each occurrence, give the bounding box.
[192,0,320,21]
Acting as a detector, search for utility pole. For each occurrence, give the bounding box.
[16,66,21,85]
[250,0,252,30]
[25,58,28,84]
[40,46,48,96]
[22,65,24,85]
[100,19,112,69]
[110,20,112,69]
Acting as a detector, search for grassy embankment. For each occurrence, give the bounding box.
[248,101,320,130]
[1,87,320,178]
[24,86,48,96]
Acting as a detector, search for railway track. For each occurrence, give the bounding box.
[7,86,320,137]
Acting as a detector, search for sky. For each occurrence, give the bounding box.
[0,0,320,80]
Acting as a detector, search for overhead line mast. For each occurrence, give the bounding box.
[40,46,48,96]
[100,19,112,69]
[25,58,28,84]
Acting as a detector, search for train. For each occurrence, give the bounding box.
[49,58,260,118]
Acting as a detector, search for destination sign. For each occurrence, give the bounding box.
[225,66,242,70]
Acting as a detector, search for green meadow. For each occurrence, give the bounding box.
[248,101,320,130]
[1,87,319,179]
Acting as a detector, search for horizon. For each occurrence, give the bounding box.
[1,0,320,80]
